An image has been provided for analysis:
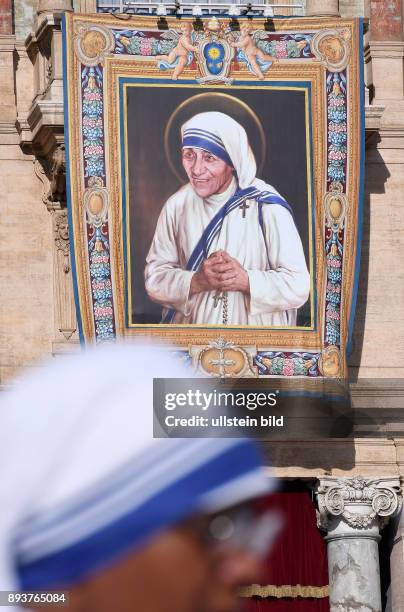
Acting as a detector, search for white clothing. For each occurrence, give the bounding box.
[0,344,273,595]
[145,111,310,326]
[145,178,310,326]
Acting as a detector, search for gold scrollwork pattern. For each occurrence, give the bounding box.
[325,188,347,232]
[191,338,257,378]
[311,28,351,72]
[318,345,342,378]
[74,24,115,66]
[84,187,109,228]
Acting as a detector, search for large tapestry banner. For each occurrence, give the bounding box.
[63,13,364,384]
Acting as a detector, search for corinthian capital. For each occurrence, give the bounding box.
[316,476,402,530]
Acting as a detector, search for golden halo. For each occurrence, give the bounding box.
[164,92,266,184]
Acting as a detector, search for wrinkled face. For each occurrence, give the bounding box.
[182,147,234,199]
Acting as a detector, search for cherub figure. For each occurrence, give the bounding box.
[230,24,277,80]
[156,23,198,80]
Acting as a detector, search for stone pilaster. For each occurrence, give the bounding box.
[350,0,404,383]
[339,0,367,19]
[37,0,73,15]
[21,6,79,353]
[0,35,17,138]
[369,0,404,106]
[0,0,12,35]
[316,476,402,612]
[33,145,79,352]
[76,0,97,12]
[306,0,340,17]
[370,40,404,103]
[370,0,403,42]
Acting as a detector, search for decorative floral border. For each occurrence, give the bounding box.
[111,29,315,60]
[255,351,321,377]
[324,71,347,350]
[81,64,115,340]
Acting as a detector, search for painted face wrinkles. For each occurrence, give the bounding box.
[182,148,234,199]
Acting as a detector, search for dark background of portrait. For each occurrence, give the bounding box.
[125,85,312,325]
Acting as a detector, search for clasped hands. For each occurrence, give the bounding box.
[190,250,250,296]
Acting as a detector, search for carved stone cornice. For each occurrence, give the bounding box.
[21,100,64,156]
[317,476,402,531]
[0,122,19,135]
[25,13,63,64]
[365,104,385,136]
[0,34,16,53]
[369,40,404,59]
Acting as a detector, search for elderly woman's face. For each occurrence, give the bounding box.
[182,147,234,198]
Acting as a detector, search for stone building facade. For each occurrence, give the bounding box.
[1,0,404,610]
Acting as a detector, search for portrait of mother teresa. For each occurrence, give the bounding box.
[145,111,310,326]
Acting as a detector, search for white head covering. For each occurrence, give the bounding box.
[0,343,272,595]
[181,111,257,189]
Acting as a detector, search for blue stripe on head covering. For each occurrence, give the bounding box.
[182,128,233,168]
[16,438,269,589]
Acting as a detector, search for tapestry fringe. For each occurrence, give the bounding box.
[239,584,330,599]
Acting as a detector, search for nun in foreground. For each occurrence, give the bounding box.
[145,111,310,326]
[0,343,279,612]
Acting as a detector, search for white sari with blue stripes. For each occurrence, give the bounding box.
[145,177,310,326]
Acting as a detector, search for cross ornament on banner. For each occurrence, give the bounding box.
[209,347,236,378]
[208,356,236,378]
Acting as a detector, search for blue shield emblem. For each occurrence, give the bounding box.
[203,42,225,75]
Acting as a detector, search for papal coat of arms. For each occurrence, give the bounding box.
[156,17,278,83]
[196,18,235,84]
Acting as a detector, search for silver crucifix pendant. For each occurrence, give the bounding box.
[213,292,223,308]
[239,201,249,218]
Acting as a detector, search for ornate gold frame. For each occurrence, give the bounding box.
[64,14,363,379]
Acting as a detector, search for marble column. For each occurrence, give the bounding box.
[316,476,402,612]
[387,483,404,612]
[306,0,340,17]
